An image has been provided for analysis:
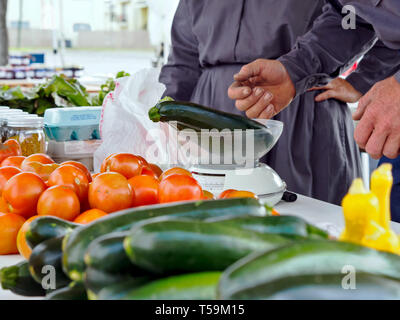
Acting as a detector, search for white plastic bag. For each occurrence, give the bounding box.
[94,68,171,172]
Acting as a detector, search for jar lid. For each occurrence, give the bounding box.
[0,112,30,122]
[0,109,24,115]
[1,113,34,120]
[7,117,44,128]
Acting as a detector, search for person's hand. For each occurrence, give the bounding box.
[308,78,362,103]
[228,59,296,119]
[353,76,400,159]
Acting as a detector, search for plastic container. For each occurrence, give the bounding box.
[47,140,102,172]
[44,107,102,141]
[4,116,46,156]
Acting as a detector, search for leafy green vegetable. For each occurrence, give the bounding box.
[92,71,131,106]
[39,75,91,106]
[0,71,131,115]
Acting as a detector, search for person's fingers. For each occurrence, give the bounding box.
[245,92,274,118]
[353,96,370,121]
[228,81,252,100]
[258,104,276,119]
[354,114,375,149]
[236,89,273,112]
[382,135,400,159]
[315,90,336,102]
[234,61,262,82]
[308,85,329,92]
[364,129,388,159]
[235,87,265,111]
[249,76,265,85]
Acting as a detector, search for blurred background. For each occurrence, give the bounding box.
[0,0,180,85]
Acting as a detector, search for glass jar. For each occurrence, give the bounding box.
[4,117,46,156]
[0,109,26,142]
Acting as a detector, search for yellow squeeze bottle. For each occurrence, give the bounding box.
[371,164,393,230]
[340,179,380,244]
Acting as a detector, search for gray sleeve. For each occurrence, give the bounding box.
[346,40,400,94]
[159,0,201,101]
[278,1,378,96]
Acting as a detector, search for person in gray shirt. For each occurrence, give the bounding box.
[229,0,400,162]
[160,0,400,205]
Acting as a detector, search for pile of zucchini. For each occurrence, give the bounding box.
[2,197,400,300]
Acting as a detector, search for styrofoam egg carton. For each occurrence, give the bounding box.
[44,107,102,141]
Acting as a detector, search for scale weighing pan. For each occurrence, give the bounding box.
[169,119,286,206]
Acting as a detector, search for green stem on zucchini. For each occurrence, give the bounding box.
[0,265,19,290]
[148,107,161,122]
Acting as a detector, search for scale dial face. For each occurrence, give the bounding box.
[191,171,226,196]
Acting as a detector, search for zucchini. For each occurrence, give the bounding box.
[84,232,148,275]
[207,215,328,239]
[0,261,46,297]
[26,216,79,248]
[149,101,268,131]
[86,270,151,300]
[29,236,71,290]
[240,273,400,300]
[84,267,151,299]
[84,268,128,299]
[96,278,157,300]
[46,281,87,300]
[62,198,269,281]
[124,219,293,274]
[218,240,400,300]
[84,231,153,297]
[120,272,221,300]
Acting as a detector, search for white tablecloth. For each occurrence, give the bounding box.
[1,194,399,300]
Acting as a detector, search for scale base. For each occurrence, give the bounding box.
[191,164,286,207]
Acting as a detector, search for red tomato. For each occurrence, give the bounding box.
[140,166,159,179]
[17,215,40,259]
[136,155,149,166]
[22,154,55,165]
[21,162,60,182]
[1,156,26,168]
[0,166,22,195]
[0,213,26,255]
[48,165,90,203]
[0,140,22,163]
[149,163,163,177]
[0,197,9,213]
[141,163,163,179]
[3,172,47,218]
[37,186,81,221]
[74,209,108,224]
[100,153,116,173]
[128,175,159,207]
[61,161,92,182]
[91,173,101,180]
[88,172,134,213]
[101,153,143,179]
[223,190,258,199]
[203,190,215,200]
[159,167,192,181]
[218,189,236,199]
[158,174,203,204]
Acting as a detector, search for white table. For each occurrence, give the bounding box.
[276,194,400,236]
[1,194,399,300]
